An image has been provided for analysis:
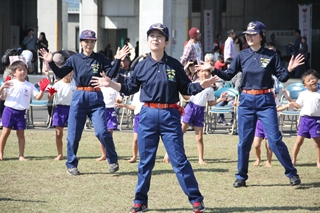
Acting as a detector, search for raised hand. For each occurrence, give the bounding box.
[38,48,53,63]
[200,75,220,89]
[220,92,228,101]
[91,72,112,88]
[195,61,213,73]
[288,54,304,72]
[39,78,50,91]
[114,45,130,60]
[46,87,57,96]
[4,76,11,82]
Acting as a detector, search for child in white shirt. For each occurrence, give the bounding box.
[116,90,143,163]
[288,69,320,168]
[47,71,76,160]
[0,56,49,161]
[96,86,122,161]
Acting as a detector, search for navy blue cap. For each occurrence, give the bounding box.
[79,30,97,40]
[242,21,266,34]
[147,23,169,39]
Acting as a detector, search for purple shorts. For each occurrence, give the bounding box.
[52,105,70,127]
[105,108,118,130]
[2,106,26,130]
[181,102,205,127]
[298,116,320,139]
[133,114,140,133]
[254,120,267,139]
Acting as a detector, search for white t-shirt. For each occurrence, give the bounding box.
[296,90,320,117]
[52,79,77,105]
[224,37,236,60]
[189,87,215,107]
[131,90,144,115]
[4,79,39,110]
[101,87,121,108]
[193,42,202,64]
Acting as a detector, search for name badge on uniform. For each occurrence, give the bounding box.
[166,69,176,81]
[260,58,270,68]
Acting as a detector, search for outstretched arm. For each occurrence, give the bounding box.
[91,72,122,92]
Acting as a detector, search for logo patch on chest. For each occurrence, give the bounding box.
[91,64,99,73]
[260,58,271,68]
[166,69,176,81]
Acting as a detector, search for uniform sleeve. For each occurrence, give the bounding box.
[176,62,204,95]
[49,60,74,79]
[272,54,291,82]
[214,53,241,81]
[104,58,121,78]
[119,64,141,96]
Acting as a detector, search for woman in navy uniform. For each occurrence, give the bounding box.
[91,23,218,213]
[39,30,129,175]
[197,21,304,188]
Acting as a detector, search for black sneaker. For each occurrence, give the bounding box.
[109,162,119,173]
[233,179,246,188]
[192,201,205,213]
[130,203,148,213]
[290,175,301,186]
[67,167,80,176]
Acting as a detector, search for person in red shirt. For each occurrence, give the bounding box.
[214,55,225,70]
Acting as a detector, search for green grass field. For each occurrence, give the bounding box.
[1,130,319,213]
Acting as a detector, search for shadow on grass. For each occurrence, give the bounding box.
[153,206,320,212]
[2,156,59,161]
[295,163,318,167]
[80,167,229,176]
[248,181,320,189]
[0,197,46,203]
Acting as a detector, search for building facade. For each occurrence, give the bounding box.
[0,0,319,72]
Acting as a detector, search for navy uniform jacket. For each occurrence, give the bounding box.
[49,52,120,86]
[120,52,203,103]
[215,47,291,90]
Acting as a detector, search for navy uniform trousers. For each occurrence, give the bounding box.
[134,106,203,205]
[236,92,297,180]
[66,90,118,169]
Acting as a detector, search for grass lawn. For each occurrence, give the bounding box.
[0,129,319,213]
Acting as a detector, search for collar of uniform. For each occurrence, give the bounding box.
[80,51,95,58]
[147,51,168,65]
[248,46,265,54]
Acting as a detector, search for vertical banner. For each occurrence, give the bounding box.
[299,4,312,63]
[203,10,213,53]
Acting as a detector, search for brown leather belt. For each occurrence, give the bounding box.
[242,89,272,95]
[77,86,101,92]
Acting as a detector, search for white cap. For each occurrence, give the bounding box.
[20,50,33,68]
[9,56,28,67]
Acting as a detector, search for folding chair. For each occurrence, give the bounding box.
[278,88,303,134]
[28,100,48,127]
[118,95,134,130]
[208,87,239,134]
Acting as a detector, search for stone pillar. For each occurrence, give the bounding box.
[38,0,62,52]
[79,0,99,52]
[139,0,172,56]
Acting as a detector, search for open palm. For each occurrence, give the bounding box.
[38,48,53,63]
[288,54,304,72]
